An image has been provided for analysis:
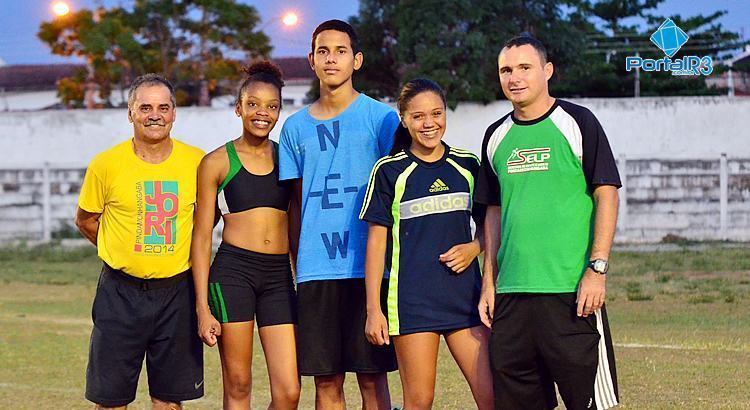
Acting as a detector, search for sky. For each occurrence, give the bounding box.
[0,0,747,66]
[0,0,360,65]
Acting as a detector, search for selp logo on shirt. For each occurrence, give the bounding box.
[506,148,552,174]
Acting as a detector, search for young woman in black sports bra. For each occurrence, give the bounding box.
[191,61,299,409]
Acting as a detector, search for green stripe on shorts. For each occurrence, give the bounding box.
[213,283,229,323]
[208,283,222,323]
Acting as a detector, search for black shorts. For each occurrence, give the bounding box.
[297,278,397,376]
[85,264,204,407]
[208,242,297,326]
[490,293,619,410]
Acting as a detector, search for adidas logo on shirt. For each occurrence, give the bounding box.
[429,178,449,193]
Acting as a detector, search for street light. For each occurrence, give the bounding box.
[52,1,70,17]
[282,12,299,28]
[261,11,301,31]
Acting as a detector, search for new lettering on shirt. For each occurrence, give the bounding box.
[317,121,340,151]
[310,121,361,260]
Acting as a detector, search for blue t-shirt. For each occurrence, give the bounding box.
[279,93,400,283]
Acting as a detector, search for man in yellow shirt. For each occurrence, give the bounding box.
[76,74,205,409]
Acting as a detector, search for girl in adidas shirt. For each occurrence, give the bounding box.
[360,79,493,409]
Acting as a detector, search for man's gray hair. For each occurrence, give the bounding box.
[127,73,176,109]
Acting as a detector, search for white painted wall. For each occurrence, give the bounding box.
[2,96,749,243]
[0,84,310,113]
[1,90,59,111]
[206,84,310,109]
[446,96,750,159]
[1,96,748,167]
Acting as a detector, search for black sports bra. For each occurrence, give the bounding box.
[216,140,290,215]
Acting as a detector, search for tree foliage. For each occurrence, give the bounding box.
[38,8,147,106]
[584,2,744,96]
[38,0,270,107]
[349,0,400,101]
[351,0,746,103]
[39,0,746,107]
[179,0,271,105]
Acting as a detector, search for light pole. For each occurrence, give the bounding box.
[249,11,301,62]
[634,52,640,98]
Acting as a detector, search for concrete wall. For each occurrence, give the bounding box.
[1,96,749,243]
[617,157,750,242]
[1,96,749,167]
[2,156,747,243]
[0,165,83,241]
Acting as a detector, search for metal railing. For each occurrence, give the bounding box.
[1,154,749,242]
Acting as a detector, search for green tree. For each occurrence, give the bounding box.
[126,0,188,79]
[180,0,271,105]
[352,0,589,107]
[351,0,746,102]
[583,0,746,96]
[38,0,271,107]
[392,0,503,107]
[38,7,147,107]
[588,0,661,33]
[56,71,87,108]
[349,0,400,101]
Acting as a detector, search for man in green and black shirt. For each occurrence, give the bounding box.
[474,35,621,409]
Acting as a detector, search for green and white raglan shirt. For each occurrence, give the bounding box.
[474,100,621,293]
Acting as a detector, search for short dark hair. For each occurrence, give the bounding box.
[502,34,548,64]
[311,19,360,54]
[128,73,176,109]
[237,60,285,106]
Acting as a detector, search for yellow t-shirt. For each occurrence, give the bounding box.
[78,138,205,278]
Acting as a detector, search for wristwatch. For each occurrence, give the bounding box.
[588,259,609,275]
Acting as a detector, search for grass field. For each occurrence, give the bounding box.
[1,244,749,409]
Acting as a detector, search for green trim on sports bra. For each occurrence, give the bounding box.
[218,141,243,193]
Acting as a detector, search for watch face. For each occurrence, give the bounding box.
[593,260,608,273]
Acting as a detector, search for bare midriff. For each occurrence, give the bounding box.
[221,207,289,255]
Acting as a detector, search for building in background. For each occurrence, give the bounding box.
[706,46,750,96]
[0,57,315,111]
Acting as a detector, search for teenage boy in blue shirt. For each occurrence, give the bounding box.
[279,19,400,409]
